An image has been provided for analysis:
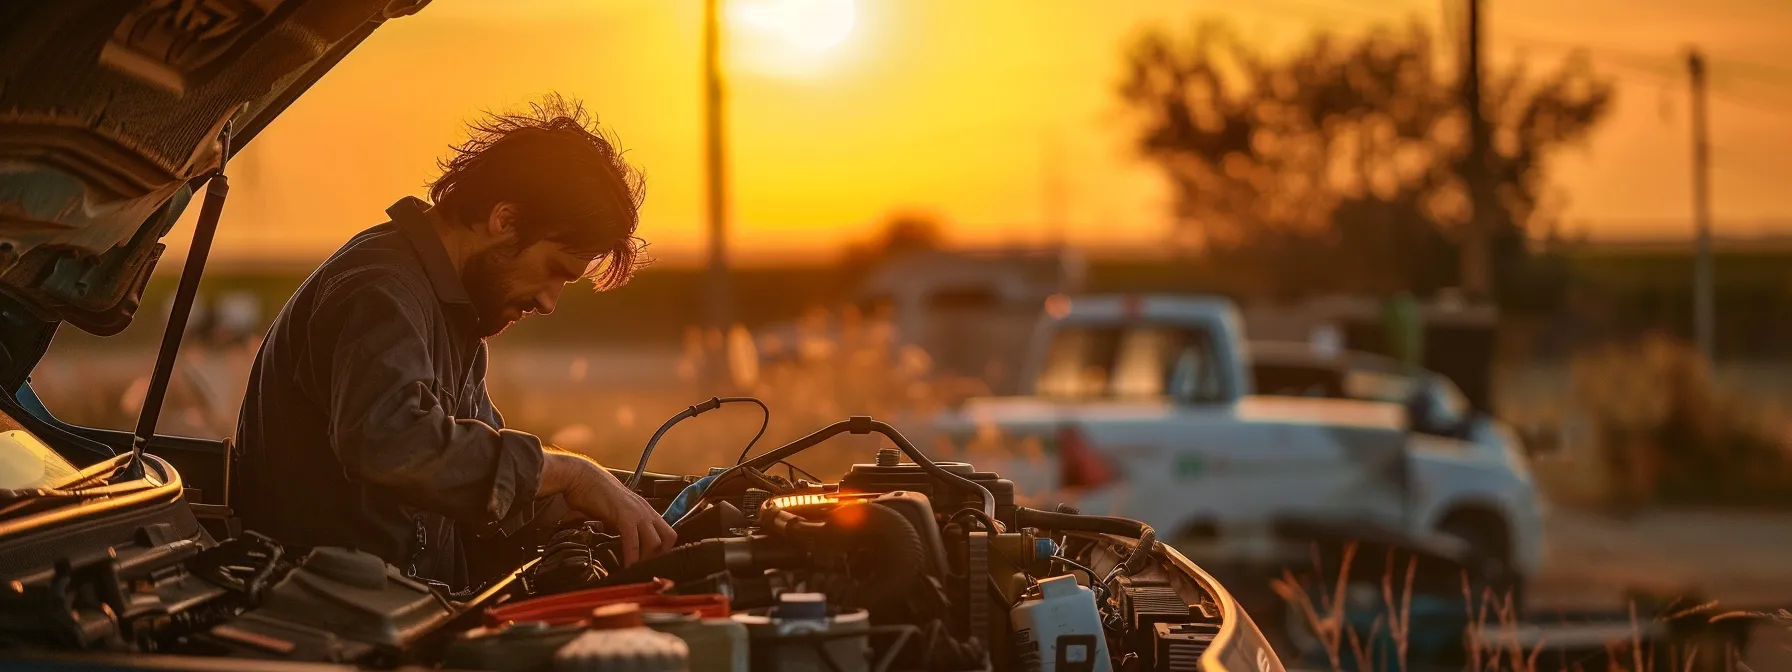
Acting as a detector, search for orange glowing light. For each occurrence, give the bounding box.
[832,501,868,528]
[764,493,837,510]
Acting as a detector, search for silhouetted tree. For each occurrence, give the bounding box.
[840,211,947,274]
[1119,21,1613,301]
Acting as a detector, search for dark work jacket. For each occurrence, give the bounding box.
[234,197,544,590]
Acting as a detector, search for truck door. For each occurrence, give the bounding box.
[1158,336,1408,546]
[1053,324,1242,535]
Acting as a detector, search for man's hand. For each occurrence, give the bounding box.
[540,451,676,566]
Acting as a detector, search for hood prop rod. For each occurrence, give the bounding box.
[129,124,233,477]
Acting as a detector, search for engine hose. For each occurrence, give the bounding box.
[763,508,828,539]
[601,536,802,586]
[800,503,927,609]
[1015,507,1151,539]
[1122,527,1157,576]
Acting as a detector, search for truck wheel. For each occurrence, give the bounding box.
[1439,514,1523,612]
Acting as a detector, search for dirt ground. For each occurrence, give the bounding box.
[1533,508,1792,670]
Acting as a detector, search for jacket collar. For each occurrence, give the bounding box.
[387,197,472,306]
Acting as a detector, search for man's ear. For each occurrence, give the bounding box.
[487,202,522,240]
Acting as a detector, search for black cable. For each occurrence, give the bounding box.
[240,531,283,601]
[706,394,820,483]
[626,400,710,490]
[626,396,767,490]
[715,397,818,483]
[782,460,820,482]
[674,415,995,528]
[673,422,850,528]
[1048,556,1109,604]
[738,467,787,495]
[1049,556,1101,588]
[861,418,995,519]
[731,397,771,465]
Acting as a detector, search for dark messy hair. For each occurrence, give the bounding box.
[429,93,647,290]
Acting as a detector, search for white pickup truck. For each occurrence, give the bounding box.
[931,294,1545,592]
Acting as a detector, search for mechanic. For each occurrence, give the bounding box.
[233,95,675,590]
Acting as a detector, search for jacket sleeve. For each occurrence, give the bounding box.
[315,269,544,534]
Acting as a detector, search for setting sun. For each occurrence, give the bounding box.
[729,0,856,51]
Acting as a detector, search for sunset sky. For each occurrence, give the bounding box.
[175,0,1792,267]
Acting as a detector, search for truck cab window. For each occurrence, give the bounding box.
[1163,328,1223,403]
[1036,327,1121,398]
[1112,328,1177,397]
[1036,324,1222,401]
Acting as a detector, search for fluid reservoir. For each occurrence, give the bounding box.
[444,620,584,672]
[1010,574,1113,672]
[731,592,870,672]
[554,604,690,672]
[645,611,749,672]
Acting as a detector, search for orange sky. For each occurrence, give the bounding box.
[172,0,1792,267]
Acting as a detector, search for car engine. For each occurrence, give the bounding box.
[0,405,1260,672]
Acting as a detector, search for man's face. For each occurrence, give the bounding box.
[461,238,593,338]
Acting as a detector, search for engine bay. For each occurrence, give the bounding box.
[0,406,1258,672]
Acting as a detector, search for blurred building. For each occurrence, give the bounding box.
[857,247,1086,394]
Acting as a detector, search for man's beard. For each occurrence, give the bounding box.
[462,243,526,338]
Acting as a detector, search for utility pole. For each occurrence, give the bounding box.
[1689,48,1715,363]
[1460,0,1494,301]
[1042,130,1066,249]
[702,0,731,332]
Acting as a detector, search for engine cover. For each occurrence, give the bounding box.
[839,460,1016,526]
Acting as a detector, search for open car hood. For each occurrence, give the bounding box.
[0,0,427,384]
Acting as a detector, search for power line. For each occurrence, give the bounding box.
[1503,34,1792,95]
[1710,58,1792,91]
[1498,34,1681,77]
[1496,35,1792,119]
[1705,87,1792,120]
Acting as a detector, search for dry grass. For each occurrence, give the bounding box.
[1551,333,1792,510]
[1271,543,1760,672]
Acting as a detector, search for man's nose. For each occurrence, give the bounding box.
[533,285,565,315]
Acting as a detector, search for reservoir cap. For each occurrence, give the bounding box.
[774,592,828,620]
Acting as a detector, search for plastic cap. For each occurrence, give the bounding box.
[589,603,645,630]
[1038,574,1083,600]
[774,592,828,620]
[1033,537,1059,560]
